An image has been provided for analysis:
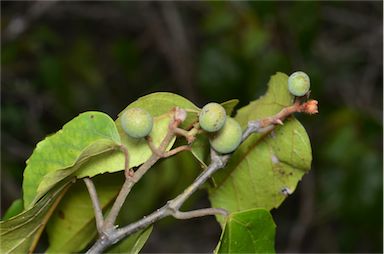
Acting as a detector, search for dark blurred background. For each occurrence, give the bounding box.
[1,1,382,253]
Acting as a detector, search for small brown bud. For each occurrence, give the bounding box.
[303,100,318,114]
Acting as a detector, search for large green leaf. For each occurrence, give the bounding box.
[106,226,152,253]
[0,182,70,254]
[23,111,121,208]
[215,209,276,254]
[46,173,124,253]
[209,73,312,223]
[76,93,199,178]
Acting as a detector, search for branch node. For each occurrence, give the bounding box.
[124,168,135,179]
[162,145,191,158]
[248,120,261,130]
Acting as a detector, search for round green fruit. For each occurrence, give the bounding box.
[120,108,153,138]
[288,71,310,97]
[209,117,242,154]
[199,102,227,132]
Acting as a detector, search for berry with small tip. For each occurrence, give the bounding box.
[120,108,153,138]
[199,103,226,132]
[288,71,310,97]
[209,117,242,154]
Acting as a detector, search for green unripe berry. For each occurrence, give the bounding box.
[209,117,242,154]
[199,103,227,132]
[120,108,153,138]
[288,71,310,97]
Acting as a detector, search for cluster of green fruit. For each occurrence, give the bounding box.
[119,103,242,154]
[199,103,242,154]
[120,71,310,154]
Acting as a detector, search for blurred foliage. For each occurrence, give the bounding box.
[1,1,382,253]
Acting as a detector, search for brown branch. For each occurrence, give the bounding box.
[242,100,318,140]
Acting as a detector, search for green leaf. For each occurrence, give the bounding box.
[235,72,294,127]
[76,93,199,178]
[209,73,312,223]
[0,182,70,254]
[221,99,239,116]
[23,111,121,209]
[2,199,23,221]
[106,226,152,253]
[215,209,276,254]
[46,173,124,253]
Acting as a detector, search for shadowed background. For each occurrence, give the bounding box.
[1,1,382,253]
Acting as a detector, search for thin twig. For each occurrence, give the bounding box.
[83,178,104,234]
[119,145,129,174]
[162,145,191,158]
[103,145,131,230]
[102,180,134,231]
[172,208,229,220]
